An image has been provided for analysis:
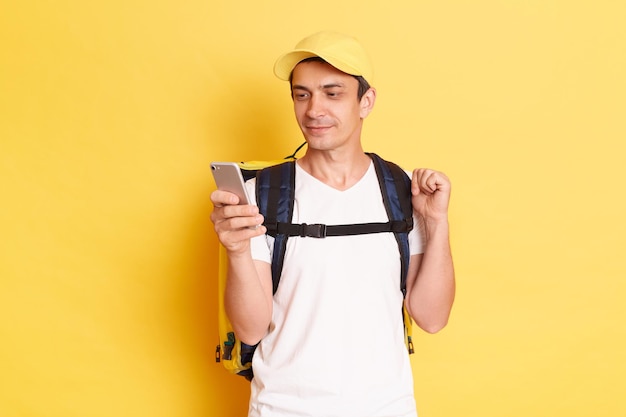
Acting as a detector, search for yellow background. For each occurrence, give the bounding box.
[1,1,624,416]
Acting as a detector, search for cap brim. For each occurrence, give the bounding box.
[273,50,318,80]
[273,49,369,81]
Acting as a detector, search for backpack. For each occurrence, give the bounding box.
[215,151,415,380]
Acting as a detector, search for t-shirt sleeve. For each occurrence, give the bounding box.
[409,213,426,255]
[246,178,273,264]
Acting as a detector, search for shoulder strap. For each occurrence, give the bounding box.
[256,161,296,294]
[368,153,413,295]
[256,155,413,295]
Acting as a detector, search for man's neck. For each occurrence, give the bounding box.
[297,148,372,191]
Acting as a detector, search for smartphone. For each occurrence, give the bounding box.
[210,162,251,205]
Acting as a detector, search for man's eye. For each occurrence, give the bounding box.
[294,93,309,100]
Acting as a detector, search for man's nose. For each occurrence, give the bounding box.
[305,95,324,118]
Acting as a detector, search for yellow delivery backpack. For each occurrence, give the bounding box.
[215,145,416,380]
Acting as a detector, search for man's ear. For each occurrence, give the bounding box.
[359,87,377,118]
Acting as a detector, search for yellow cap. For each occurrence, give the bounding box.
[273,31,373,82]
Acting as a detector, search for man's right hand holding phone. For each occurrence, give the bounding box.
[210,190,266,254]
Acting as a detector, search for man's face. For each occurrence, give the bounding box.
[290,60,373,152]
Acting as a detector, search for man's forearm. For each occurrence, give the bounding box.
[224,252,273,345]
[408,219,455,333]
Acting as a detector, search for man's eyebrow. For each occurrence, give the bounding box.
[291,83,346,91]
[321,83,345,89]
[291,84,310,91]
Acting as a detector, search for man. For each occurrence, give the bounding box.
[211,31,455,417]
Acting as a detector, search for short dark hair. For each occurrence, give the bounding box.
[289,57,371,100]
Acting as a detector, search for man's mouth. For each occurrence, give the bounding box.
[306,125,331,132]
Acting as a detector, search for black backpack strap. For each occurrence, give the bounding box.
[254,154,415,364]
[256,155,413,296]
[368,153,414,295]
[256,161,296,295]
[274,220,410,238]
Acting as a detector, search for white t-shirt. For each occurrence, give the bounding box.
[246,161,425,417]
